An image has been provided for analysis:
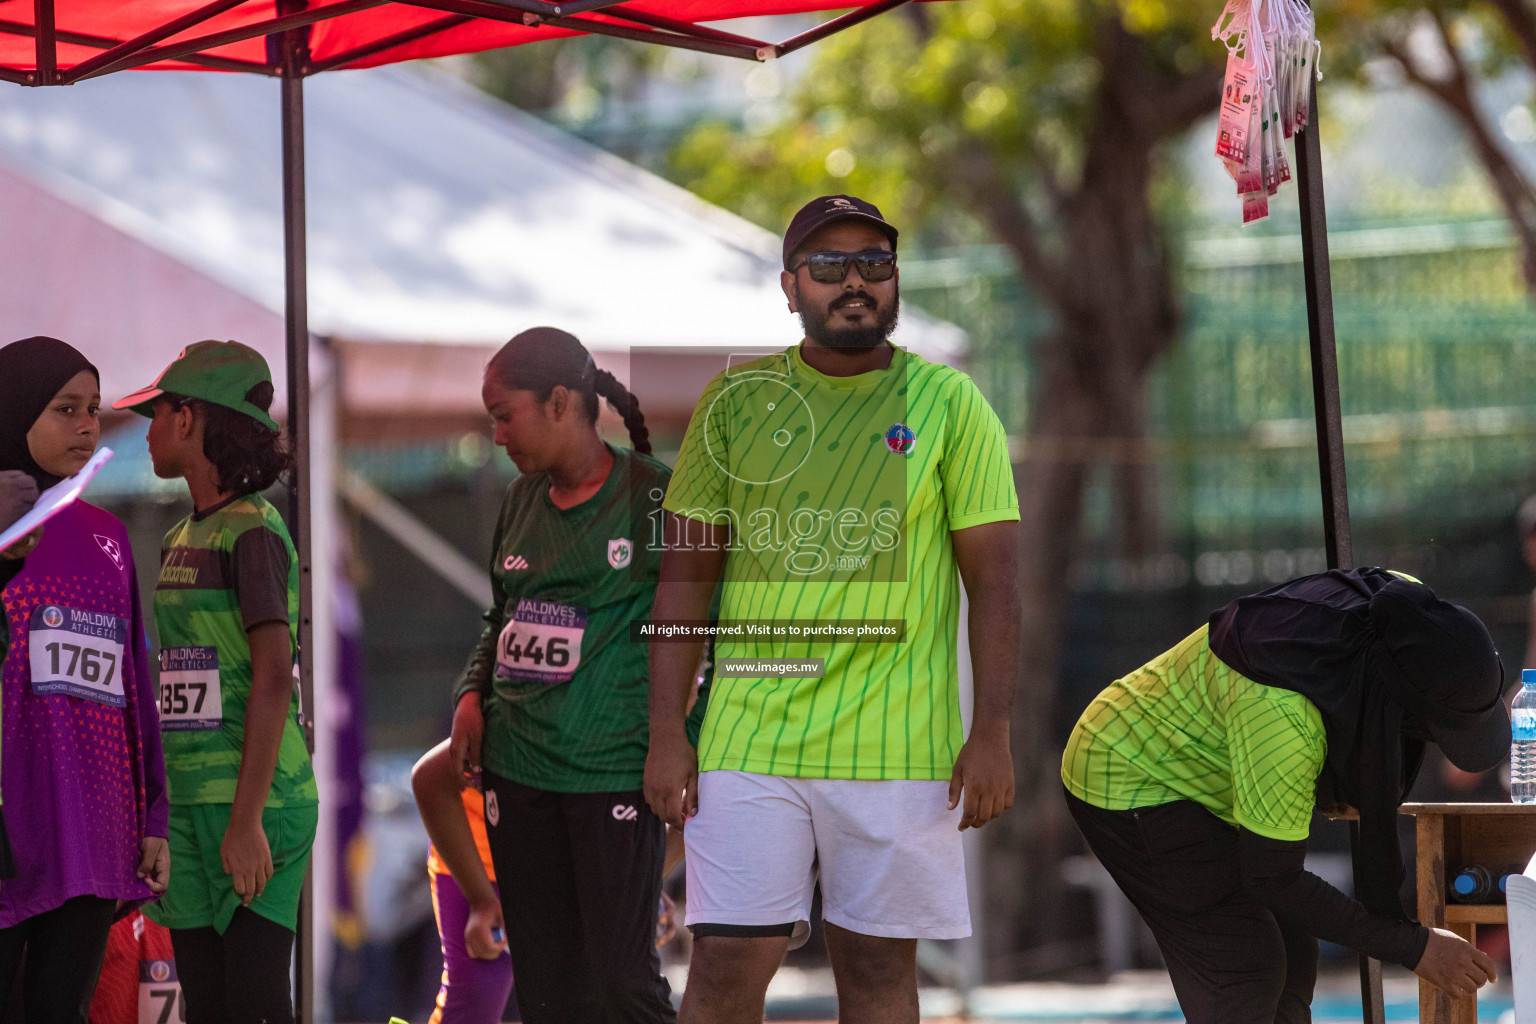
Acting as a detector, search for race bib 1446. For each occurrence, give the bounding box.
[495,599,586,686]
[29,604,128,707]
[156,646,223,731]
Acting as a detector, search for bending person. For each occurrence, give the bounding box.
[1062,567,1506,1024]
[449,328,682,1023]
[0,336,169,1023]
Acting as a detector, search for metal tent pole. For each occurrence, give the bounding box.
[1294,73,1384,1024]
[277,13,317,1024]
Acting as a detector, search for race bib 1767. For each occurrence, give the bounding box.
[495,599,586,686]
[156,646,223,731]
[29,604,128,707]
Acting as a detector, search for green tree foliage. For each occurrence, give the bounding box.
[1327,0,1536,288]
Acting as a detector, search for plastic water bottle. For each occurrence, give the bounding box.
[1452,866,1498,903]
[1514,671,1536,804]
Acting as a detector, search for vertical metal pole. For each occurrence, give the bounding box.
[1295,73,1382,1024]
[278,16,316,1024]
[33,0,56,85]
[1294,73,1352,574]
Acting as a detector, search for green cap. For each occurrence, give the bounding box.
[112,340,279,431]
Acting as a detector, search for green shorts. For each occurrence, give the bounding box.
[143,802,318,934]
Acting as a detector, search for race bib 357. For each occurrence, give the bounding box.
[156,646,223,731]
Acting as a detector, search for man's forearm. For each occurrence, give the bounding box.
[953,521,1021,734]
[650,578,714,741]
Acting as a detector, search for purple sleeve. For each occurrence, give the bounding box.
[131,556,169,839]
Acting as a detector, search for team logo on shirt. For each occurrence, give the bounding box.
[503,554,530,571]
[607,538,632,569]
[485,789,500,827]
[884,423,917,454]
[94,534,125,570]
[42,606,64,628]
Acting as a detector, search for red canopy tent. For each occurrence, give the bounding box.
[0,2,1370,1020]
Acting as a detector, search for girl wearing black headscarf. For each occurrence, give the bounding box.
[0,337,169,1024]
[1061,567,1506,1024]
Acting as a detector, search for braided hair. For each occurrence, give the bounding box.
[486,327,651,455]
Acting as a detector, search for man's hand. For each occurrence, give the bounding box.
[1413,927,1498,998]
[221,816,274,907]
[0,471,37,533]
[464,896,507,961]
[450,692,485,776]
[644,731,698,830]
[138,836,170,893]
[948,724,1014,830]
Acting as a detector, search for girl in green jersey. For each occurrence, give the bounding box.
[449,327,680,1024]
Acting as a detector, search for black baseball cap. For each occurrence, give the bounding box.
[782,195,899,270]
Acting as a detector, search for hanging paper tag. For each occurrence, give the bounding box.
[1216,53,1259,163]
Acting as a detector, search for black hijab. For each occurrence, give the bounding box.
[1208,567,1508,921]
[0,336,100,490]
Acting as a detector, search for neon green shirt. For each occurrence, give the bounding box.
[664,345,1019,780]
[1061,625,1327,841]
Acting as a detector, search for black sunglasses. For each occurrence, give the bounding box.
[791,250,897,284]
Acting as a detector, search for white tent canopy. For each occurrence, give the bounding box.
[0,65,964,430]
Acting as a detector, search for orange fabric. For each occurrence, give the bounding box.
[427,787,496,881]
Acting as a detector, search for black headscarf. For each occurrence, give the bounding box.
[0,336,100,490]
[1208,567,1508,921]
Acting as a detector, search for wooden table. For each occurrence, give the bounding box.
[1400,803,1536,1024]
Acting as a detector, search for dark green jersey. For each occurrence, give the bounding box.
[457,445,670,792]
[154,493,317,807]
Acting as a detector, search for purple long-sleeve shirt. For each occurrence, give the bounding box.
[0,501,167,926]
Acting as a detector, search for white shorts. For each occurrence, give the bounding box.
[682,770,970,946]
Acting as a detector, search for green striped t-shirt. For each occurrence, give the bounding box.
[664,344,1019,780]
[1061,625,1327,841]
[154,493,317,807]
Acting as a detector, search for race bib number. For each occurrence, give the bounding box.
[157,646,222,731]
[495,599,586,685]
[139,958,185,1024]
[28,604,128,707]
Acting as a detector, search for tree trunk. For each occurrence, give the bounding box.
[983,22,1188,972]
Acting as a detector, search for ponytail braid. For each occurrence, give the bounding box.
[593,369,652,455]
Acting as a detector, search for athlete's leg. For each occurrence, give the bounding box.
[809,777,967,1023]
[1274,917,1319,1024]
[482,770,598,1024]
[677,935,790,1024]
[565,791,674,1023]
[1066,792,1289,1024]
[679,771,818,1023]
[823,923,918,1024]
[219,908,297,1024]
[17,895,115,1024]
[429,872,514,1024]
[169,927,228,1024]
